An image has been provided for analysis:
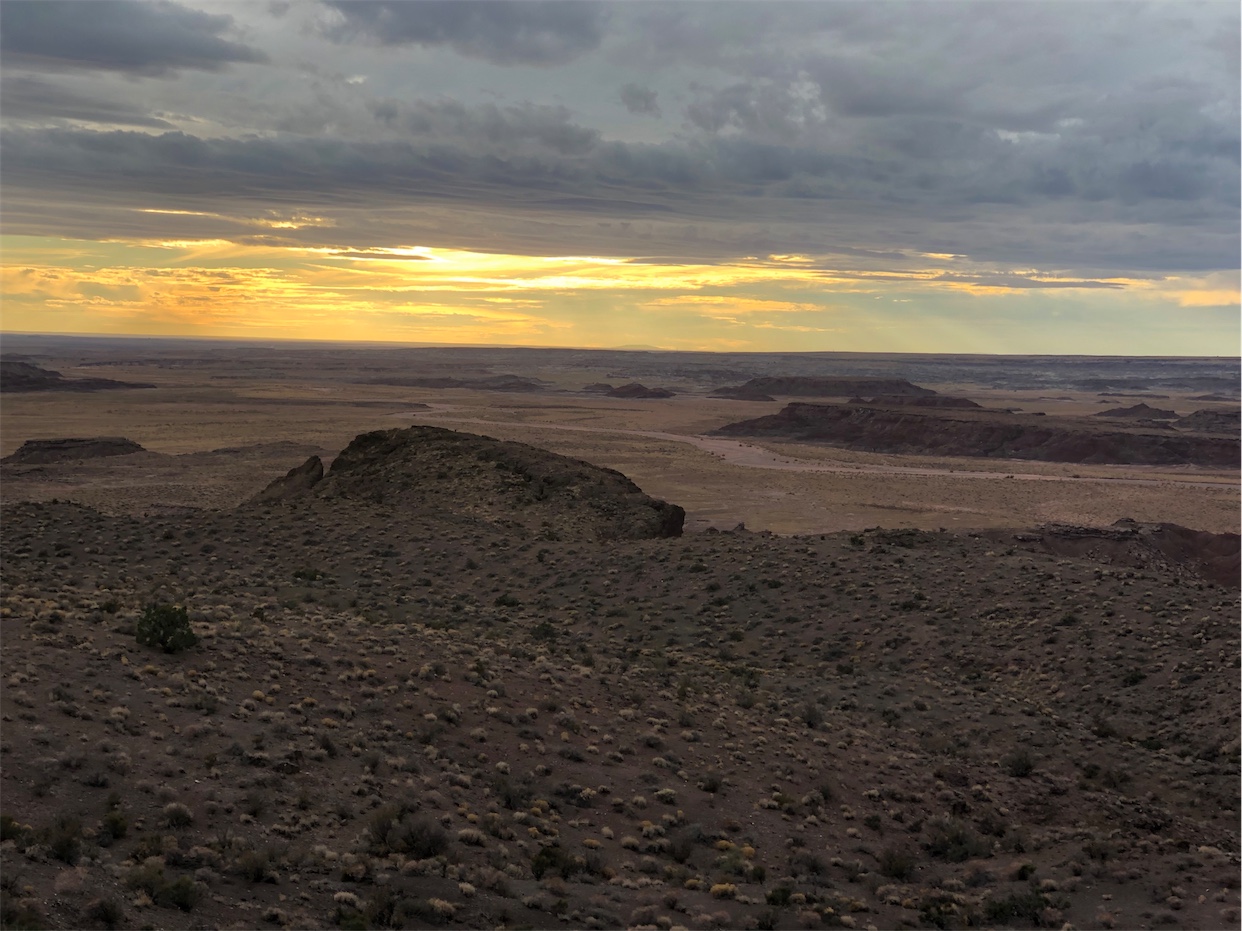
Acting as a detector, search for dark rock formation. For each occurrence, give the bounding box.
[1178,408,1240,434]
[606,383,675,399]
[1094,403,1178,420]
[582,383,614,394]
[248,455,325,504]
[355,375,544,392]
[2,437,147,464]
[258,426,684,541]
[0,359,154,393]
[849,395,982,409]
[709,385,776,402]
[711,376,935,399]
[713,402,1239,466]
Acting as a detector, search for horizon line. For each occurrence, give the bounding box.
[0,330,1239,361]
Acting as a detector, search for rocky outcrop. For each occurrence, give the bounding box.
[2,437,147,464]
[257,426,684,541]
[0,359,154,393]
[248,455,324,504]
[1095,403,1178,420]
[712,377,935,399]
[606,383,675,399]
[713,402,1240,466]
[582,383,614,394]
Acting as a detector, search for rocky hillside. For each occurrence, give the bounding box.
[713,402,1241,467]
[1,489,1237,931]
[251,426,685,542]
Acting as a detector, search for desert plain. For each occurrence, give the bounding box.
[0,334,1238,931]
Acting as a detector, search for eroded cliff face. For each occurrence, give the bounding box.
[713,402,1240,467]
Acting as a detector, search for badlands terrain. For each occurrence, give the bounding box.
[0,336,1239,931]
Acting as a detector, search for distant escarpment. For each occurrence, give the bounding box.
[355,374,545,392]
[712,376,935,399]
[606,383,675,398]
[2,437,147,464]
[849,395,981,409]
[0,359,154,393]
[1003,520,1240,589]
[250,426,683,541]
[713,402,1240,466]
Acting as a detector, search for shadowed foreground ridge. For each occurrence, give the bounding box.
[251,425,685,541]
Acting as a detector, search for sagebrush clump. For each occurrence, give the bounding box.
[135,603,198,654]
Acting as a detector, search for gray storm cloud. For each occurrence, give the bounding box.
[0,1,1236,278]
[320,1,605,67]
[0,0,267,75]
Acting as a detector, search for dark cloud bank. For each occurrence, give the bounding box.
[0,1,1237,277]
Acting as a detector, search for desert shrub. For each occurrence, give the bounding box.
[367,806,447,859]
[925,818,991,862]
[153,876,200,911]
[234,848,277,883]
[124,861,198,910]
[0,893,49,930]
[531,844,580,880]
[801,702,823,729]
[0,815,24,843]
[163,803,193,828]
[97,810,128,846]
[765,887,792,907]
[878,846,917,880]
[1003,750,1034,778]
[45,815,82,865]
[984,887,1046,924]
[81,896,124,929]
[135,604,197,654]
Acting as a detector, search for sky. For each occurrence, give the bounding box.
[1,0,1238,354]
